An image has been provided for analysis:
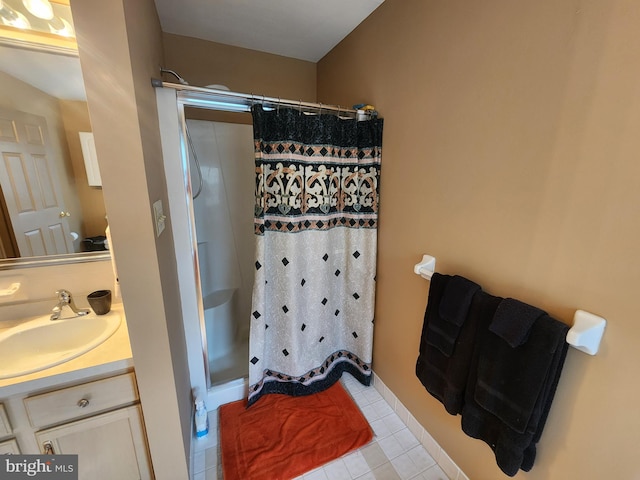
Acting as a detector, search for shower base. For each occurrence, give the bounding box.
[207,339,249,410]
[207,376,247,411]
[209,339,248,386]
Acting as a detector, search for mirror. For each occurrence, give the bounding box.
[0,2,109,268]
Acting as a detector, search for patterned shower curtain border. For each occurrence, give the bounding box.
[248,350,372,406]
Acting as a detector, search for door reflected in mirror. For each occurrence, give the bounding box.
[0,41,108,263]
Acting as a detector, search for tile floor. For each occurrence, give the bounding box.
[193,375,460,480]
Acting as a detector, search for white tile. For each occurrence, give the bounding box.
[193,450,206,474]
[437,450,460,480]
[395,401,409,424]
[416,464,450,480]
[202,467,217,480]
[391,452,423,480]
[370,461,401,480]
[204,446,217,470]
[360,441,388,470]
[344,376,366,394]
[371,399,394,419]
[193,431,218,453]
[354,472,377,480]
[370,417,393,439]
[420,429,441,461]
[208,410,219,433]
[394,428,420,451]
[322,458,352,480]
[380,412,406,435]
[361,403,382,422]
[343,451,371,478]
[362,387,384,405]
[406,445,436,472]
[304,467,329,480]
[378,433,405,460]
[406,412,423,440]
[377,381,397,409]
[353,392,373,408]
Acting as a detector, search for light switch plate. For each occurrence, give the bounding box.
[153,199,166,237]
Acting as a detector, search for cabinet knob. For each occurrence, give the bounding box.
[43,441,55,455]
[77,398,90,408]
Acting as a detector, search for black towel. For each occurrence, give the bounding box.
[479,304,565,433]
[426,274,481,356]
[439,275,481,326]
[461,292,570,476]
[416,273,483,415]
[490,298,546,347]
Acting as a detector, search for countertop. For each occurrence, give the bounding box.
[0,303,134,398]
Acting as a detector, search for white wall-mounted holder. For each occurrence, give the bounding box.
[566,310,606,355]
[414,254,436,280]
[413,254,606,355]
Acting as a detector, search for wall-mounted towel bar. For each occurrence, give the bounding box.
[414,254,436,280]
[413,254,606,355]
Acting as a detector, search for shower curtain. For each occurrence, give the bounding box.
[248,105,383,406]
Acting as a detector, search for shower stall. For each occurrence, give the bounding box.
[157,86,259,409]
[186,119,254,387]
[156,83,366,410]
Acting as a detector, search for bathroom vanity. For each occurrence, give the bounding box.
[0,305,152,479]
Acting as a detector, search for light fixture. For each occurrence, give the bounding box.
[0,3,31,29]
[48,16,73,37]
[22,0,53,20]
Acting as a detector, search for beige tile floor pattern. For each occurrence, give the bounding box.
[193,375,461,480]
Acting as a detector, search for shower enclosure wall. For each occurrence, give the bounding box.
[156,87,256,410]
[187,119,255,388]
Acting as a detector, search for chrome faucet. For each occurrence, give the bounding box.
[50,289,90,321]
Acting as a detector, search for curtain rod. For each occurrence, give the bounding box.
[151,79,369,118]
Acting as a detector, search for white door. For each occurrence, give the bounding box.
[0,108,74,257]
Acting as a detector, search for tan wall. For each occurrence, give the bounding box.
[0,71,83,244]
[319,0,640,478]
[58,100,107,238]
[71,0,191,478]
[162,33,317,124]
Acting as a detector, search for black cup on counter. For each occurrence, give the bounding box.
[87,290,112,315]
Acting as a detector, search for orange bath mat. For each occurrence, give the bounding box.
[219,381,373,480]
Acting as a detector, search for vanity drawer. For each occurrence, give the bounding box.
[24,373,138,428]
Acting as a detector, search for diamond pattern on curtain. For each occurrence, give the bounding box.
[248,105,384,406]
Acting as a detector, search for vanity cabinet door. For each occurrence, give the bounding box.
[35,405,152,480]
[0,403,12,438]
[0,438,20,454]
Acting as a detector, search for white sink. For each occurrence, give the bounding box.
[0,311,121,379]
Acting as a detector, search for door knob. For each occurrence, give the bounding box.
[59,211,70,218]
